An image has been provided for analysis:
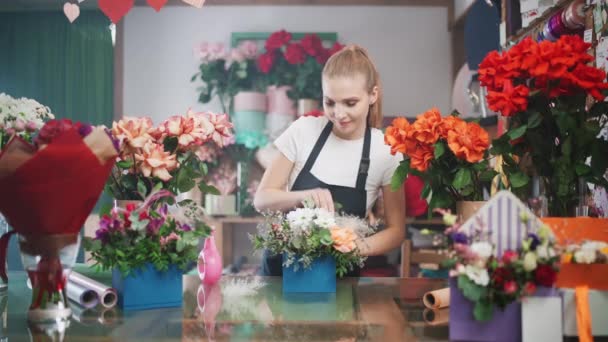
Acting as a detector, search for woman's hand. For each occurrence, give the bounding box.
[305,188,335,212]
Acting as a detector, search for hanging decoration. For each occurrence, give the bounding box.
[147,0,168,12]
[182,0,205,9]
[98,0,135,24]
[63,2,80,23]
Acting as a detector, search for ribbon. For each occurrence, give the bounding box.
[575,286,593,342]
[0,230,15,283]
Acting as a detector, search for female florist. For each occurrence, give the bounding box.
[0,0,608,341]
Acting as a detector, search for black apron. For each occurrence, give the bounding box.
[261,121,371,276]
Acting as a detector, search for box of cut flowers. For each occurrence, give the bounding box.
[251,201,376,293]
[439,203,561,342]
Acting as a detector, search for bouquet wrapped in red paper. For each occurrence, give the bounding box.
[0,118,117,321]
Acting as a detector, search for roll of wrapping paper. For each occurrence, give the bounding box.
[423,308,449,325]
[562,0,586,30]
[67,280,99,308]
[68,272,117,308]
[422,287,450,309]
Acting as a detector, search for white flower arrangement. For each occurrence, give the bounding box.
[0,93,54,149]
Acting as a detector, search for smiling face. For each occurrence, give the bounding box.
[322,73,378,140]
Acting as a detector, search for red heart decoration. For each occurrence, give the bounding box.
[98,0,134,24]
[147,0,168,12]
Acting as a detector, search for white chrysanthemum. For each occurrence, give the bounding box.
[582,241,608,251]
[312,209,336,229]
[574,249,596,264]
[470,241,493,260]
[536,244,556,259]
[465,265,489,286]
[286,208,316,233]
[523,251,537,271]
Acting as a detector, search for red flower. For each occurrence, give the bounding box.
[504,281,518,295]
[316,48,330,65]
[34,119,75,146]
[567,64,608,101]
[300,34,323,57]
[328,42,344,56]
[284,43,305,65]
[265,29,292,52]
[257,52,275,74]
[303,109,324,117]
[486,80,530,117]
[524,281,537,295]
[502,250,518,264]
[492,266,513,288]
[534,264,557,287]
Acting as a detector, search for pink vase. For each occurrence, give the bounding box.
[266,85,296,116]
[198,233,222,286]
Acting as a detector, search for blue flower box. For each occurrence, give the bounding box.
[282,254,336,293]
[112,263,183,311]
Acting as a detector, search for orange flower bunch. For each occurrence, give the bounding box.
[385,108,490,172]
[479,35,608,117]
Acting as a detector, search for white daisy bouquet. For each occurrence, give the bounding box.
[0,93,54,150]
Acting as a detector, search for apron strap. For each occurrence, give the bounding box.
[301,122,333,174]
[355,126,371,191]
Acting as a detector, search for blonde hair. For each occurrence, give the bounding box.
[322,45,383,128]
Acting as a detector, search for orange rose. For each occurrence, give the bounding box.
[135,141,179,181]
[384,117,411,155]
[112,117,154,152]
[330,227,357,253]
[411,108,442,145]
[438,115,464,139]
[447,121,489,163]
[409,143,434,172]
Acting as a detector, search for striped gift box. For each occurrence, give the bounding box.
[459,191,543,257]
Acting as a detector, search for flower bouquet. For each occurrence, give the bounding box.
[438,209,560,341]
[251,202,375,292]
[384,108,493,213]
[0,93,55,150]
[106,110,233,203]
[478,34,608,216]
[83,190,211,310]
[0,118,117,321]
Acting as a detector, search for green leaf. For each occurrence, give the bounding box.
[421,183,431,199]
[527,112,542,129]
[479,169,498,182]
[198,183,220,195]
[391,160,410,191]
[473,160,489,172]
[99,203,113,217]
[163,136,178,153]
[457,274,485,302]
[509,172,529,188]
[575,164,592,176]
[176,239,186,252]
[137,179,147,198]
[152,182,163,193]
[434,142,445,159]
[473,301,494,321]
[117,160,133,169]
[177,170,196,193]
[453,168,472,190]
[507,125,528,140]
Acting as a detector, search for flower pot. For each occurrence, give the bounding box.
[297,98,320,116]
[204,194,236,216]
[282,254,336,293]
[233,91,267,113]
[267,85,296,116]
[112,263,183,311]
[19,233,80,322]
[456,201,487,223]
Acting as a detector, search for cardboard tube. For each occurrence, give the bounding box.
[423,287,450,309]
[423,308,449,325]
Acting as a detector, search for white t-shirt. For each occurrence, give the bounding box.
[274,116,403,211]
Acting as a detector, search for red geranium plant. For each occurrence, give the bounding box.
[479,35,608,216]
[257,30,344,100]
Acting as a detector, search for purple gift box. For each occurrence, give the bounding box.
[449,278,522,342]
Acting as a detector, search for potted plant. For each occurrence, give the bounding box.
[478,34,608,216]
